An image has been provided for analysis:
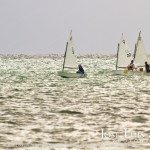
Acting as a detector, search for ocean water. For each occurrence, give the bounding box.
[0,54,150,150]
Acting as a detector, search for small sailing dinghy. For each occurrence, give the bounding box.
[58,31,87,78]
[134,31,147,69]
[113,31,149,76]
[113,34,133,75]
[132,31,150,75]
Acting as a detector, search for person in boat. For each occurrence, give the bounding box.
[77,64,84,74]
[145,62,150,73]
[127,60,136,71]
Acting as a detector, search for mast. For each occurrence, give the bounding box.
[133,44,137,62]
[139,31,141,38]
[116,33,123,70]
[134,31,141,60]
[116,43,119,70]
[62,42,68,72]
[134,31,141,61]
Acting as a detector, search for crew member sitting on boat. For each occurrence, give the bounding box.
[127,60,135,70]
[145,62,150,73]
[77,64,84,74]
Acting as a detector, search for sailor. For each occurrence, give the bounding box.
[145,62,150,73]
[127,60,135,70]
[77,64,84,74]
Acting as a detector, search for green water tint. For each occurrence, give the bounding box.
[0,55,150,150]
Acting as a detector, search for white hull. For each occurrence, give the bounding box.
[113,70,150,76]
[58,71,87,78]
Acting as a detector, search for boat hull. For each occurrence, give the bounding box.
[113,70,150,76]
[58,71,87,78]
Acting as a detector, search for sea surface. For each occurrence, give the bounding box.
[0,54,150,150]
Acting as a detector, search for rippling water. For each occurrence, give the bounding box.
[0,54,150,150]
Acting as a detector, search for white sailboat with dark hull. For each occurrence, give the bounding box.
[58,31,87,78]
[113,34,133,75]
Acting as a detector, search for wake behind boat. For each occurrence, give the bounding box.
[58,31,87,78]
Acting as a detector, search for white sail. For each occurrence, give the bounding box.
[134,31,147,67]
[116,34,132,69]
[63,31,77,70]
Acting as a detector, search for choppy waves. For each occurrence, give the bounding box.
[0,55,150,150]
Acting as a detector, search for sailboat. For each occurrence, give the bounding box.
[134,31,147,68]
[113,34,133,75]
[58,31,87,78]
[113,31,149,76]
[131,31,150,75]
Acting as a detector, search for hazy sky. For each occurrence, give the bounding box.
[0,0,150,54]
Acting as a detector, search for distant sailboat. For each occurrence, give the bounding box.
[113,34,133,75]
[113,31,149,76]
[58,31,87,78]
[134,31,148,68]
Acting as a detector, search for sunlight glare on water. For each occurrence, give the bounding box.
[0,54,150,150]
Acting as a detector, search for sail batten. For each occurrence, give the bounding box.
[116,34,132,69]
